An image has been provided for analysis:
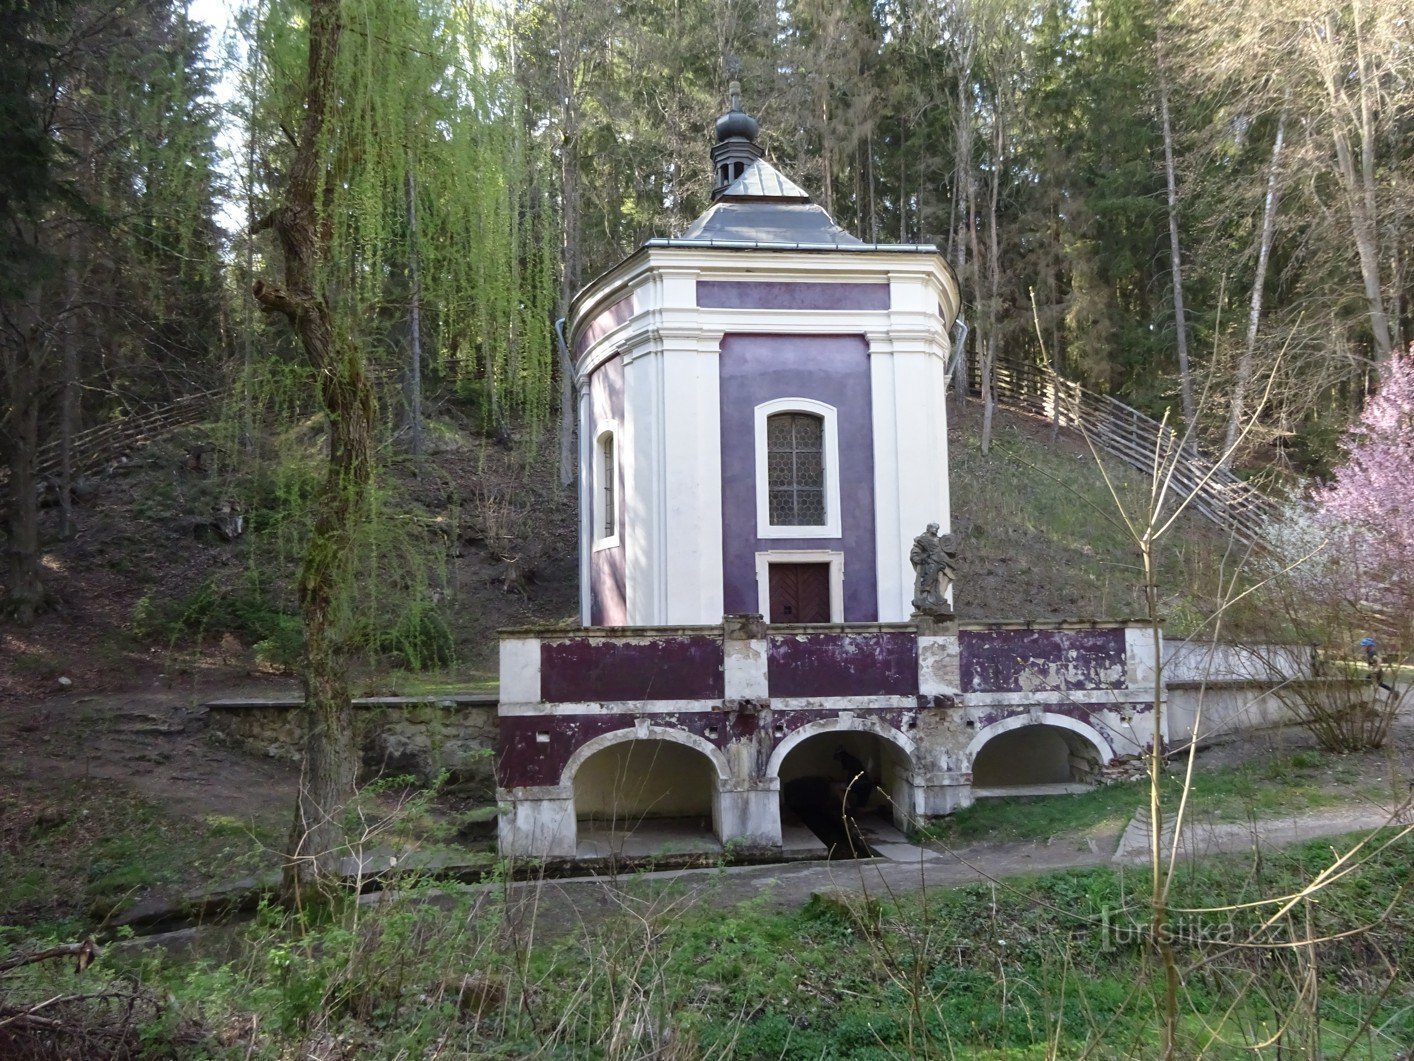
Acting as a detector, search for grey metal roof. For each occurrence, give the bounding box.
[718,159,811,202]
[676,201,864,246]
[677,158,863,246]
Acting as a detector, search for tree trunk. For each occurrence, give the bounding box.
[58,255,78,540]
[1222,102,1286,465]
[1322,7,1392,362]
[251,0,371,903]
[951,58,974,407]
[555,39,579,491]
[2,373,47,624]
[979,100,1004,457]
[1157,52,1194,425]
[404,167,424,458]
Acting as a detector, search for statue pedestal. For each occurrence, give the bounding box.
[910,609,956,636]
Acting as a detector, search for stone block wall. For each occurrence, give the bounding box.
[206,696,498,793]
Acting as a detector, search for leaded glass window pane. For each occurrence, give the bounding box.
[765,413,827,526]
[601,434,615,538]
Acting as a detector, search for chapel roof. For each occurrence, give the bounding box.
[677,148,863,247]
[668,84,865,248]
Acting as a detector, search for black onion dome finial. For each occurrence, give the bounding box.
[715,79,759,143]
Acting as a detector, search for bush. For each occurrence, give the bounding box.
[130,574,303,669]
[378,601,454,671]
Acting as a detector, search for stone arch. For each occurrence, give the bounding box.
[561,725,731,788]
[563,725,729,857]
[965,712,1113,789]
[766,715,916,781]
[964,712,1114,766]
[768,716,918,832]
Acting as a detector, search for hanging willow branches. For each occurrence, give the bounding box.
[241,0,557,892]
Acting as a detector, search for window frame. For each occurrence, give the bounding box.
[754,398,842,539]
[593,422,620,550]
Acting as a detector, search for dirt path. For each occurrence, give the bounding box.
[493,803,1410,942]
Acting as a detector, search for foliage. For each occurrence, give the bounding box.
[1313,344,1414,640]
[131,574,304,671]
[3,828,1399,1057]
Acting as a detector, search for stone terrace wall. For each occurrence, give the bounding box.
[207,695,498,793]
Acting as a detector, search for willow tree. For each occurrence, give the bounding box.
[245,0,554,896]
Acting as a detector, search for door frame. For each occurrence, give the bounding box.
[755,550,844,623]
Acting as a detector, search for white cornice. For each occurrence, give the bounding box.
[569,245,961,359]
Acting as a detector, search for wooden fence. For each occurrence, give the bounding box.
[0,390,219,491]
[970,357,1280,548]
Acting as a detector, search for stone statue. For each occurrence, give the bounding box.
[910,523,957,614]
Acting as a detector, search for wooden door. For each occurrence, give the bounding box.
[768,563,831,623]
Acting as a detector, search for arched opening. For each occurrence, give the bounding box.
[775,729,912,859]
[571,737,720,859]
[970,723,1106,796]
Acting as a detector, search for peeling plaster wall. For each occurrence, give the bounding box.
[960,627,1128,694]
[541,634,723,702]
[496,620,1174,856]
[767,630,917,697]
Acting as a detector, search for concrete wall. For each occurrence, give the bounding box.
[1162,639,1310,744]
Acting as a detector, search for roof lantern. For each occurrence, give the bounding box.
[710,81,765,199]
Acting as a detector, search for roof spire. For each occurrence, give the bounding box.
[711,81,763,200]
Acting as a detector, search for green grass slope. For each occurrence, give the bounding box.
[949,402,1270,637]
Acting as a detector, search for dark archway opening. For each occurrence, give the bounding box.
[777,731,911,858]
[971,724,1104,794]
[572,738,718,859]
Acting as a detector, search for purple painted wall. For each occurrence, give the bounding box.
[540,635,725,703]
[587,356,626,626]
[497,705,912,788]
[768,632,918,697]
[718,333,878,620]
[698,281,889,311]
[573,294,633,361]
[959,628,1128,694]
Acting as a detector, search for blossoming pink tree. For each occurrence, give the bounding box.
[1312,343,1414,650]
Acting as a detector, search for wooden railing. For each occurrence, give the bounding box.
[970,357,1280,547]
[0,390,219,491]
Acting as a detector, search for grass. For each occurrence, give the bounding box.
[920,752,1356,845]
[0,783,276,933]
[950,415,1278,637]
[9,828,1403,1058]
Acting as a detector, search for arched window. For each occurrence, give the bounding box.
[766,413,825,526]
[594,427,617,544]
[753,398,842,540]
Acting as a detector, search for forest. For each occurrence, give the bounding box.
[4,0,1411,629]
[2,0,1413,1056]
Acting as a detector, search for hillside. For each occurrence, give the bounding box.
[1,397,1269,704]
[949,400,1267,633]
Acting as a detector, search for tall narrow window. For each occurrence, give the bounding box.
[766,413,825,526]
[599,432,616,539]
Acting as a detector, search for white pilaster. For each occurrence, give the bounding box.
[658,328,724,624]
